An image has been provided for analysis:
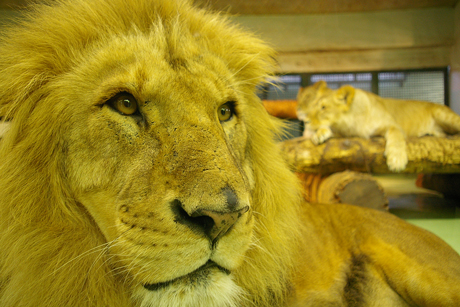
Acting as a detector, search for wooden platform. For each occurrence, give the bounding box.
[280,135,460,210]
[280,135,460,174]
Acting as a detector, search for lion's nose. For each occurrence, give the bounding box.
[190,207,249,243]
[171,190,249,244]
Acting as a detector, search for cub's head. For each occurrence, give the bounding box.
[297,81,355,131]
[0,0,302,306]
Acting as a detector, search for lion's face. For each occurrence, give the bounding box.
[60,33,255,303]
[297,81,352,131]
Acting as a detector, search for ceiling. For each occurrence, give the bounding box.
[0,0,458,14]
[206,0,460,15]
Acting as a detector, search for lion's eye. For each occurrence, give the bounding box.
[109,93,138,115]
[218,102,235,122]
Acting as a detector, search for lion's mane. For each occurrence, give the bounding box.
[0,0,304,306]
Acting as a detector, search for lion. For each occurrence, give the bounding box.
[0,0,459,306]
[297,80,460,171]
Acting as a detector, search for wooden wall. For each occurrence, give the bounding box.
[0,5,458,111]
[0,7,454,74]
[234,8,454,73]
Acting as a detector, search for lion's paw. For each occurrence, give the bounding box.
[385,147,408,172]
[312,127,332,145]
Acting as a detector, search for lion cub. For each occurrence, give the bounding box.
[297,81,460,171]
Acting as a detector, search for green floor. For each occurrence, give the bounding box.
[375,174,460,254]
[407,219,460,254]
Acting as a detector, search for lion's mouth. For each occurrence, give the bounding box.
[143,260,230,291]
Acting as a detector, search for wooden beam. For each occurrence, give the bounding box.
[280,135,460,174]
[276,46,451,73]
[235,8,454,53]
[209,0,459,15]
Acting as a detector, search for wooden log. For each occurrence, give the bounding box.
[295,172,324,203]
[280,135,460,174]
[263,100,298,119]
[317,171,388,211]
[296,171,388,210]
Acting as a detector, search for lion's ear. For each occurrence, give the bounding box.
[336,85,355,106]
[0,121,10,139]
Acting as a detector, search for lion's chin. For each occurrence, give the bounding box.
[142,260,230,291]
[133,264,243,307]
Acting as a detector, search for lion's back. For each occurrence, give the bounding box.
[374,93,460,136]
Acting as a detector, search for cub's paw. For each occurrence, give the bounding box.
[385,146,408,172]
[312,127,333,145]
[302,128,315,139]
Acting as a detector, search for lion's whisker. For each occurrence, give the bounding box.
[224,52,261,82]
[49,241,112,277]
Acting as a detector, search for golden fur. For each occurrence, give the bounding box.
[0,1,459,306]
[297,80,460,171]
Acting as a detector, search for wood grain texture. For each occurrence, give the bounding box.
[280,135,460,174]
[276,46,451,73]
[317,170,388,210]
[235,8,454,53]
[296,171,388,210]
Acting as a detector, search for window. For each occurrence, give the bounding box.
[310,73,372,91]
[305,68,448,105]
[378,71,445,104]
[265,75,302,100]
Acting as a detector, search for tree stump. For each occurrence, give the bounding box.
[296,173,324,203]
[297,170,388,211]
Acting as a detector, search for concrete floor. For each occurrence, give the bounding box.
[375,174,460,254]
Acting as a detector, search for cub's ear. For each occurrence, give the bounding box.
[336,85,355,106]
[297,86,304,97]
[313,80,327,90]
[298,80,327,96]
